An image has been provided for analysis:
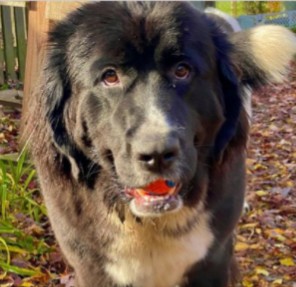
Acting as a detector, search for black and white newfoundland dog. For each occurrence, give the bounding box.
[23,2,296,287]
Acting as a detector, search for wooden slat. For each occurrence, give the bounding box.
[0,2,26,8]
[46,2,83,21]
[14,6,27,81]
[20,2,49,142]
[1,5,17,81]
[0,89,22,106]
[0,6,5,85]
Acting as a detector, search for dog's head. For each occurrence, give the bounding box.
[40,2,295,217]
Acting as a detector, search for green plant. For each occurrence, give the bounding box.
[243,1,282,15]
[290,26,296,34]
[0,151,49,279]
[0,84,9,91]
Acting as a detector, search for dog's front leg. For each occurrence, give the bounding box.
[182,237,237,287]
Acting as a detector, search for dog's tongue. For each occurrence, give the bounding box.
[129,179,182,216]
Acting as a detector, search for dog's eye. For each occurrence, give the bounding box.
[102,69,119,86]
[174,63,191,80]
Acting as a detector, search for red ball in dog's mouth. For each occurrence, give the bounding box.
[126,179,183,216]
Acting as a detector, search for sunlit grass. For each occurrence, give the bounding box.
[215,1,245,16]
[0,151,49,278]
[215,1,284,17]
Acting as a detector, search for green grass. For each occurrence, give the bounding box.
[215,1,245,17]
[0,84,9,91]
[216,1,284,17]
[0,151,49,279]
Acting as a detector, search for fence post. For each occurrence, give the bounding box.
[14,6,27,82]
[0,6,4,85]
[21,2,49,140]
[1,5,17,81]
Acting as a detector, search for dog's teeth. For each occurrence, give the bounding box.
[164,203,171,211]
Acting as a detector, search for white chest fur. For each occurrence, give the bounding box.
[105,209,214,287]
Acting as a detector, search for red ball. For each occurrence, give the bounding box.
[143,179,172,195]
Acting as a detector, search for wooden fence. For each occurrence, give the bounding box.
[0,2,27,85]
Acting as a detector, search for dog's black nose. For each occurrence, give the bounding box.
[138,149,178,171]
[136,137,179,172]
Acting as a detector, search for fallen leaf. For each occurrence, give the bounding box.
[272,278,283,285]
[235,242,250,251]
[256,190,268,197]
[255,266,269,276]
[280,258,295,267]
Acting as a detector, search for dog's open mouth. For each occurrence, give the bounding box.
[126,179,183,217]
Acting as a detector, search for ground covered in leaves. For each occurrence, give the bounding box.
[236,65,296,287]
[0,65,295,287]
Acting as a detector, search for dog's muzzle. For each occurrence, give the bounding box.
[125,179,183,217]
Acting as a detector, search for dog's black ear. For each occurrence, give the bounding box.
[45,52,72,152]
[44,19,76,152]
[208,21,296,161]
[213,58,241,161]
[41,23,101,188]
[206,19,242,161]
